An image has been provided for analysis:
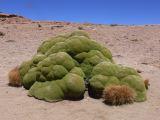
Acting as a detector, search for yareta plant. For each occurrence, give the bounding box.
[8,31,147,105]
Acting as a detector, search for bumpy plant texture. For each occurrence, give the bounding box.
[17,31,147,103]
[89,62,146,102]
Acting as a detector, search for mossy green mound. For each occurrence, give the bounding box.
[19,31,147,103]
[89,62,146,101]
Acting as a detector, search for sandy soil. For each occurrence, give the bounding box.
[0,21,160,120]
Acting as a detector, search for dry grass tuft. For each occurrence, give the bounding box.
[8,66,22,87]
[144,79,150,89]
[103,85,136,105]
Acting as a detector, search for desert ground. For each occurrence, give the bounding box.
[0,14,160,120]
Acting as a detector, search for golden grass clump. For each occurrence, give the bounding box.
[103,85,136,105]
[8,66,22,87]
[144,79,150,89]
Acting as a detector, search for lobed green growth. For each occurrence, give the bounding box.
[89,62,146,101]
[18,31,147,103]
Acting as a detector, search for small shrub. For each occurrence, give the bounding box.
[144,79,150,89]
[103,85,136,105]
[8,66,22,87]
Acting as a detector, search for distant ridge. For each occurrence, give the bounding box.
[0,12,31,24]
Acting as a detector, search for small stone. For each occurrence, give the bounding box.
[5,40,15,42]
[0,31,5,36]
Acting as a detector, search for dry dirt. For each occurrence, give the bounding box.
[0,19,160,120]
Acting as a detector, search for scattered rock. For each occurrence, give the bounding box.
[5,40,15,42]
[51,25,64,30]
[51,26,54,30]
[38,28,42,30]
[78,26,84,30]
[131,39,139,42]
[54,25,64,28]
[113,54,123,58]
[0,31,5,36]
[38,24,42,27]
[137,69,142,73]
[123,36,128,39]
[141,62,148,65]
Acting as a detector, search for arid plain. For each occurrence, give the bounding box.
[0,14,160,120]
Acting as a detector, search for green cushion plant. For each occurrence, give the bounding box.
[10,31,147,104]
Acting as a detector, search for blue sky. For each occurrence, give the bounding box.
[0,0,160,24]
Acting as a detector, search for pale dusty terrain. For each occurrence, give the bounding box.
[0,17,160,120]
